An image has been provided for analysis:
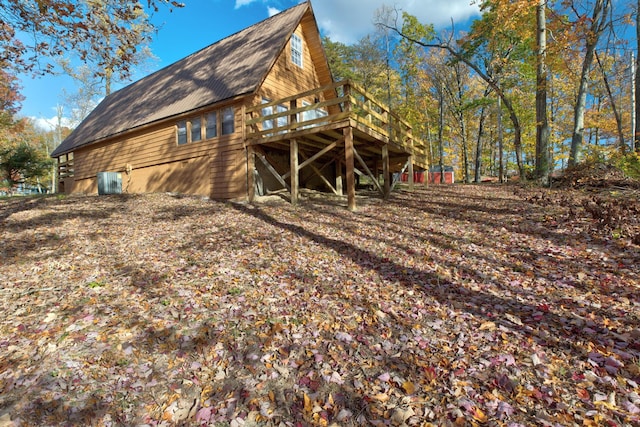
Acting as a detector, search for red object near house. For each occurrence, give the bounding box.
[428,166,454,184]
[400,172,426,183]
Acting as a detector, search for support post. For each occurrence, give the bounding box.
[382,144,390,199]
[247,146,255,202]
[335,160,343,196]
[408,156,414,191]
[290,139,299,205]
[344,127,356,211]
[373,159,379,189]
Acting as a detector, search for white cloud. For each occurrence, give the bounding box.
[30,116,73,132]
[310,0,480,44]
[234,0,257,8]
[267,6,280,16]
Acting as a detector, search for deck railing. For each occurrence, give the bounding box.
[245,80,426,164]
[57,153,74,179]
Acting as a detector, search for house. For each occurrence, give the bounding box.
[51,1,428,210]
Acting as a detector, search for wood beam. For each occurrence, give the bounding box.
[335,160,343,196]
[256,153,290,191]
[299,152,338,195]
[391,160,410,191]
[247,146,255,202]
[353,145,383,195]
[282,138,342,179]
[344,126,356,211]
[382,144,390,199]
[290,139,299,205]
[408,155,414,191]
[298,139,342,171]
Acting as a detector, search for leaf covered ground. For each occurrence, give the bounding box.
[0,185,639,426]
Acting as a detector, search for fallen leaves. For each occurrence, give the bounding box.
[0,186,638,425]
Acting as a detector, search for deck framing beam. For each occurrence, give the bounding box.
[344,126,356,211]
[256,153,290,191]
[352,146,383,195]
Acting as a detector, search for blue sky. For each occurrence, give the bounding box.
[20,0,481,129]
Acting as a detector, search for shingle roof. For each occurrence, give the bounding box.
[52,2,310,157]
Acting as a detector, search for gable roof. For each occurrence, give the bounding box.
[52,2,311,157]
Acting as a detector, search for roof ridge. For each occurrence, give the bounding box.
[51,1,311,157]
[107,2,310,100]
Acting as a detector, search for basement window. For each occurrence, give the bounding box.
[291,33,303,68]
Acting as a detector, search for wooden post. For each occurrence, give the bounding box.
[344,127,356,211]
[382,144,390,199]
[247,145,255,202]
[373,159,379,188]
[408,156,414,191]
[290,99,298,131]
[335,160,343,196]
[290,139,299,205]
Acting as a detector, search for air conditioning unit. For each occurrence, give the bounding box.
[97,172,122,195]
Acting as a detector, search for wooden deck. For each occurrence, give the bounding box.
[245,80,429,210]
[55,81,428,210]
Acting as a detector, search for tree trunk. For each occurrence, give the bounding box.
[635,0,640,153]
[474,85,492,183]
[535,0,551,182]
[595,51,626,153]
[474,104,486,183]
[498,89,504,183]
[569,0,611,166]
[454,67,470,183]
[438,83,445,184]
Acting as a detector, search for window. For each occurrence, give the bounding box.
[176,108,233,145]
[177,121,187,145]
[300,101,328,129]
[206,112,217,139]
[222,107,235,135]
[276,104,288,133]
[261,98,274,132]
[191,117,202,142]
[291,33,303,68]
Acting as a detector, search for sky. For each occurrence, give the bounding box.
[19,0,481,130]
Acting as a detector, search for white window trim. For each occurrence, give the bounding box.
[291,33,303,68]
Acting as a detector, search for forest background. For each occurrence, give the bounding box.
[1,0,640,192]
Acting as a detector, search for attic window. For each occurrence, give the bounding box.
[291,33,303,68]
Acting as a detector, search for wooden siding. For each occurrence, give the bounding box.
[300,10,332,87]
[129,157,211,195]
[69,104,247,199]
[210,149,247,199]
[60,8,333,201]
[258,24,324,103]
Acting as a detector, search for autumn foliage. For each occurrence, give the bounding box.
[0,185,638,425]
